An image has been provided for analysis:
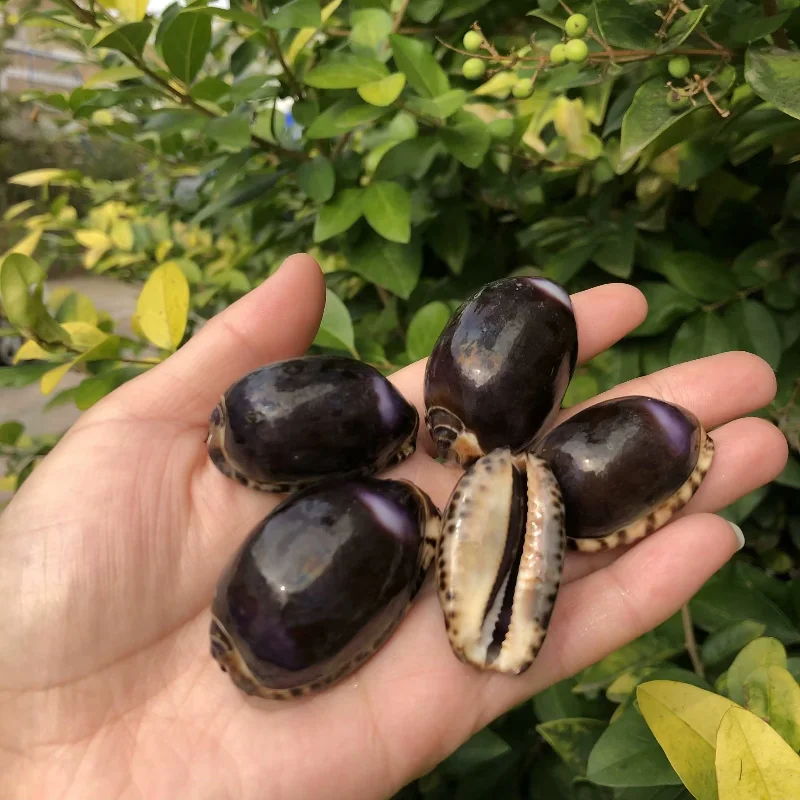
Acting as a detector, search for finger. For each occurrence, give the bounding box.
[563,351,777,431]
[478,513,742,722]
[391,283,648,454]
[562,416,788,583]
[106,254,326,424]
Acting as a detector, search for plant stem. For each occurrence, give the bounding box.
[761,0,791,48]
[266,28,305,100]
[392,0,412,34]
[681,604,705,678]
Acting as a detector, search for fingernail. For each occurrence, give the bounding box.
[729,522,745,551]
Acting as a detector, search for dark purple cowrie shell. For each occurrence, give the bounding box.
[210,478,440,699]
[536,396,714,552]
[207,356,418,492]
[438,449,566,674]
[424,277,578,468]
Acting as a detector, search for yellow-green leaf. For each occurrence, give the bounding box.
[4,229,42,259]
[313,189,364,243]
[14,339,55,363]
[55,292,99,326]
[9,169,67,187]
[110,220,134,251]
[3,200,35,220]
[83,65,145,88]
[40,361,74,396]
[75,230,112,250]
[135,262,190,351]
[473,70,518,98]
[637,679,741,800]
[102,0,148,22]
[155,241,174,262]
[715,706,800,798]
[358,73,406,107]
[287,0,343,65]
[61,321,108,352]
[743,665,800,750]
[728,637,787,705]
[0,254,38,330]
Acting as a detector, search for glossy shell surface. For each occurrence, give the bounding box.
[210,478,440,699]
[208,356,418,492]
[438,449,566,674]
[536,396,714,551]
[424,277,578,468]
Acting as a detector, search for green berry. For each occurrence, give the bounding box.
[489,118,516,139]
[550,43,567,65]
[668,55,691,79]
[565,13,589,39]
[565,38,589,64]
[512,78,534,98]
[715,64,736,90]
[666,89,690,110]
[462,57,487,80]
[463,30,483,53]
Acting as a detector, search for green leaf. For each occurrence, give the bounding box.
[429,206,470,274]
[0,421,24,445]
[305,55,389,89]
[305,98,389,138]
[438,728,511,776]
[409,0,444,23]
[743,665,800,750]
[731,12,792,45]
[659,250,738,302]
[205,115,251,149]
[574,616,685,693]
[347,234,422,299]
[406,301,450,361]
[669,312,733,365]
[358,73,407,107]
[74,367,144,410]
[691,569,800,645]
[363,181,411,243]
[265,0,321,30]
[657,7,707,52]
[746,48,800,121]
[776,456,800,489]
[389,34,449,98]
[619,79,700,172]
[728,299,783,369]
[534,677,611,723]
[700,621,768,667]
[313,289,356,355]
[441,0,490,20]
[0,254,38,330]
[538,718,607,776]
[160,12,211,84]
[405,89,468,120]
[715,706,800,798]
[83,64,145,88]
[375,136,444,180]
[588,0,658,49]
[297,157,336,203]
[135,261,189,351]
[313,188,364,243]
[440,120,491,168]
[727,637,787,706]
[631,282,700,337]
[91,21,152,58]
[0,361,53,388]
[637,680,740,800]
[593,218,636,278]
[587,708,681,787]
[349,8,393,55]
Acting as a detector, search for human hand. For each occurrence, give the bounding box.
[0,255,788,800]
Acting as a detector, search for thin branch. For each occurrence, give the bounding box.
[677,1,726,51]
[392,0,412,34]
[761,0,791,48]
[332,131,353,159]
[266,28,305,100]
[681,604,705,678]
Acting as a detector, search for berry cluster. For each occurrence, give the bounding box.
[550,14,589,65]
[461,29,534,98]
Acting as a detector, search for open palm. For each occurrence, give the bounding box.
[0,255,788,800]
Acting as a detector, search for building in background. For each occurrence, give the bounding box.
[1,1,92,95]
